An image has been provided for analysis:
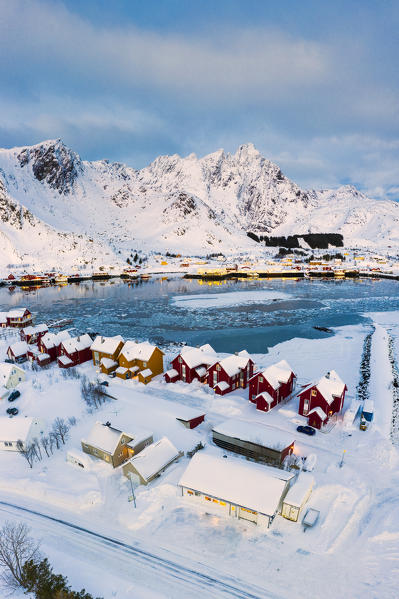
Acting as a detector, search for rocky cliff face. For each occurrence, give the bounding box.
[0,138,398,269]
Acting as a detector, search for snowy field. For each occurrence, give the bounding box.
[0,313,398,598]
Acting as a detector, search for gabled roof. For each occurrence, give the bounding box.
[41,329,70,349]
[308,406,327,420]
[0,417,43,442]
[61,334,92,354]
[82,422,130,455]
[179,346,217,369]
[215,352,252,378]
[126,437,180,482]
[8,341,28,357]
[256,391,274,405]
[0,312,7,323]
[90,335,124,354]
[300,370,346,406]
[22,323,48,336]
[254,359,294,390]
[120,341,163,362]
[178,453,292,517]
[7,308,29,318]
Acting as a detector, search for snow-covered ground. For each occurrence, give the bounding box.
[0,312,399,597]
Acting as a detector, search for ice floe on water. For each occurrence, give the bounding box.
[171,289,291,309]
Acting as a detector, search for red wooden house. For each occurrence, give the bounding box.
[7,341,29,363]
[164,344,217,384]
[57,334,93,368]
[38,330,71,363]
[6,308,33,328]
[206,351,255,395]
[20,323,48,344]
[249,360,296,413]
[298,370,347,429]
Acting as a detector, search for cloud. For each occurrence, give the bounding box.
[0,0,398,200]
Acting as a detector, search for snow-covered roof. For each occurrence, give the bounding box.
[90,335,124,354]
[213,419,295,451]
[7,308,29,318]
[178,453,289,517]
[215,380,230,392]
[61,334,92,354]
[179,346,216,369]
[120,340,162,362]
[37,353,50,362]
[8,341,28,357]
[315,371,346,405]
[22,323,48,336]
[58,355,73,366]
[127,437,180,481]
[0,417,42,442]
[41,330,70,349]
[256,392,274,405]
[0,312,7,323]
[165,368,179,378]
[216,352,252,377]
[0,363,24,383]
[259,360,294,390]
[140,368,152,378]
[100,357,117,369]
[116,366,128,374]
[283,473,314,508]
[125,429,153,449]
[195,366,207,377]
[308,406,327,420]
[82,422,128,454]
[174,404,206,421]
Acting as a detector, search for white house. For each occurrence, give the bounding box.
[0,417,45,451]
[0,363,26,390]
[178,452,294,528]
[122,436,182,485]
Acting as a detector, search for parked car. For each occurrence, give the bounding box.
[296,425,316,436]
[99,381,109,387]
[4,358,14,364]
[7,407,19,416]
[8,390,21,402]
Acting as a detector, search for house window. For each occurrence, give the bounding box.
[178,356,182,363]
[311,389,317,396]
[259,376,263,383]
[205,496,211,501]
[194,491,201,496]
[187,490,193,495]
[143,362,147,368]
[121,439,125,444]
[216,364,221,371]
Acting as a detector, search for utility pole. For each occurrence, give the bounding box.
[128,473,137,508]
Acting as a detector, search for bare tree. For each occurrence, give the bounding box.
[16,440,34,468]
[52,418,70,445]
[50,431,61,450]
[0,521,40,592]
[32,438,42,461]
[40,435,50,458]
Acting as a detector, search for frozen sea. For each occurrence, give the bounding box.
[1,275,399,353]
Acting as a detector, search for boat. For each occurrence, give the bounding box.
[54,274,68,284]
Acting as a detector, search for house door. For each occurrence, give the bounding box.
[240,373,245,388]
[93,351,99,365]
[182,364,186,381]
[303,399,309,415]
[213,371,218,387]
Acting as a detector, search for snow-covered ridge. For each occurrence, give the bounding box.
[0,138,398,270]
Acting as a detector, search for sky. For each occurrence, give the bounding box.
[0,0,398,200]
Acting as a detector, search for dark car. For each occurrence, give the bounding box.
[4,358,14,364]
[296,425,316,436]
[99,381,109,387]
[7,407,19,416]
[8,390,21,402]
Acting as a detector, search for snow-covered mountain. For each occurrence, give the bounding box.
[0,139,398,270]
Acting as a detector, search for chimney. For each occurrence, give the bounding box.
[326,371,330,379]
[234,351,238,356]
[77,336,80,342]
[101,336,105,344]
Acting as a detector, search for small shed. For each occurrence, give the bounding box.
[281,473,314,522]
[122,437,182,485]
[175,405,206,429]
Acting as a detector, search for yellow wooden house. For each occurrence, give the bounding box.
[90,335,124,374]
[118,341,164,384]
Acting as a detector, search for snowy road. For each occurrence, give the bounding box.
[0,499,279,599]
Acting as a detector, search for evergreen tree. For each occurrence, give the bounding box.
[21,558,68,598]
